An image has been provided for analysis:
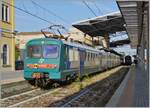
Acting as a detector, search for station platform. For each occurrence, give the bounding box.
[1,70,24,85]
[106,63,149,107]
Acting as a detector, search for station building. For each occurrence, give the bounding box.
[15,32,52,60]
[0,0,15,71]
[68,27,103,46]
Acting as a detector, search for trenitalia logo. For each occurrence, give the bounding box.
[39,58,44,63]
[27,64,57,69]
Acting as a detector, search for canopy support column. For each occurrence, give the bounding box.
[104,33,110,48]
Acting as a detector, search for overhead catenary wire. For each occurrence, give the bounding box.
[30,0,70,26]
[2,0,55,25]
[30,0,39,15]
[22,1,29,13]
[82,0,97,17]
[93,2,103,15]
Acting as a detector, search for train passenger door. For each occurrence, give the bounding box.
[64,45,70,70]
[79,50,85,78]
[99,53,102,71]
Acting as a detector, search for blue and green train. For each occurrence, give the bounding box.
[24,38,122,87]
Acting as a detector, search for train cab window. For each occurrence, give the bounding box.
[27,45,42,58]
[43,45,58,58]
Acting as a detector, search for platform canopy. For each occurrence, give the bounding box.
[117,0,148,48]
[110,38,130,47]
[72,11,126,37]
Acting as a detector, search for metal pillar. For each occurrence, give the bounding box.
[147,4,149,74]
[104,33,110,48]
[141,34,145,63]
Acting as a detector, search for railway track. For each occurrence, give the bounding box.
[0,66,129,107]
[60,83,96,107]
[1,81,36,98]
[0,87,61,107]
[57,67,129,107]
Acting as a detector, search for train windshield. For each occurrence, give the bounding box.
[27,45,42,58]
[27,45,59,58]
[43,45,59,58]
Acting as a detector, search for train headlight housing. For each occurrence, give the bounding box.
[27,64,57,69]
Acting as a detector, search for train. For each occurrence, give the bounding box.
[24,38,123,87]
[124,55,132,65]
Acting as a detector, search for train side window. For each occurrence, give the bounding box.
[69,48,73,61]
[89,53,91,60]
[88,52,90,61]
[74,49,79,61]
[83,51,86,61]
[86,52,88,61]
[90,53,92,60]
[92,53,94,60]
[64,45,68,59]
[93,54,94,60]
[90,53,91,60]
[89,53,90,61]
[93,53,94,60]
[73,49,75,61]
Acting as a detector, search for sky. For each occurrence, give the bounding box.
[15,0,136,56]
[15,0,119,32]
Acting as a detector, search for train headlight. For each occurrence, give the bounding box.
[27,64,34,68]
[45,64,57,68]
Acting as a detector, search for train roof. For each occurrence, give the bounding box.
[99,48,122,56]
[62,40,101,53]
[26,38,121,56]
[26,38,62,44]
[26,38,99,53]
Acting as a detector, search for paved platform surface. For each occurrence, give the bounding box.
[1,70,24,85]
[106,63,149,107]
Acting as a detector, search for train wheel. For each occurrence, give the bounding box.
[52,82,60,88]
[66,76,72,84]
[28,80,35,86]
[41,79,47,89]
[34,79,44,88]
[35,79,39,87]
